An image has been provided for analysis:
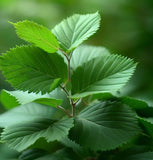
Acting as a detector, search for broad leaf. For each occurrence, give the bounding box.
[71,45,110,70]
[0,103,65,128]
[0,46,67,94]
[0,102,73,152]
[52,12,100,51]
[0,88,71,110]
[91,93,153,117]
[69,101,140,151]
[71,54,136,98]
[0,90,62,108]
[11,20,59,53]
[1,117,74,151]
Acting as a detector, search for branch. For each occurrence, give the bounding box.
[60,84,69,97]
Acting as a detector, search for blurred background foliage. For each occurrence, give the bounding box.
[0,0,153,110]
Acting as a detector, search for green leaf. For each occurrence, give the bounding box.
[119,97,153,117]
[0,88,71,110]
[35,149,80,160]
[0,103,65,128]
[0,144,19,160]
[11,20,59,53]
[69,101,140,151]
[126,152,153,160]
[91,92,114,101]
[60,137,90,158]
[71,54,137,98]
[71,45,110,70]
[34,98,62,107]
[1,117,74,152]
[52,12,100,51]
[0,90,20,109]
[48,88,71,110]
[0,103,73,152]
[91,94,153,117]
[115,151,153,160]
[19,149,47,160]
[0,46,67,94]
[0,90,62,108]
[138,117,153,138]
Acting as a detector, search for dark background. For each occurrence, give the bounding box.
[0,0,153,111]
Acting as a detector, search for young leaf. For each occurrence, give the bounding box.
[52,12,100,51]
[11,20,59,53]
[0,46,67,94]
[1,118,74,152]
[69,101,140,151]
[71,54,137,98]
[71,45,110,70]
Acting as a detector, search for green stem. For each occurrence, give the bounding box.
[60,50,76,117]
[67,58,71,81]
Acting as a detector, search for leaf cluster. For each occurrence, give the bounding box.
[0,12,153,160]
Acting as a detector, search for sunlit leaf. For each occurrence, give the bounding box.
[71,45,110,70]
[11,20,59,53]
[0,46,67,94]
[52,12,100,51]
[71,54,136,98]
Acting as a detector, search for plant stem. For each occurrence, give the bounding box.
[71,101,75,117]
[60,84,77,117]
[60,49,71,81]
[59,84,69,96]
[60,49,77,117]
[67,58,71,81]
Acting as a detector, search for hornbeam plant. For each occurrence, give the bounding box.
[0,12,153,160]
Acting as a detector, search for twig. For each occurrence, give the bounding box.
[60,84,69,97]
